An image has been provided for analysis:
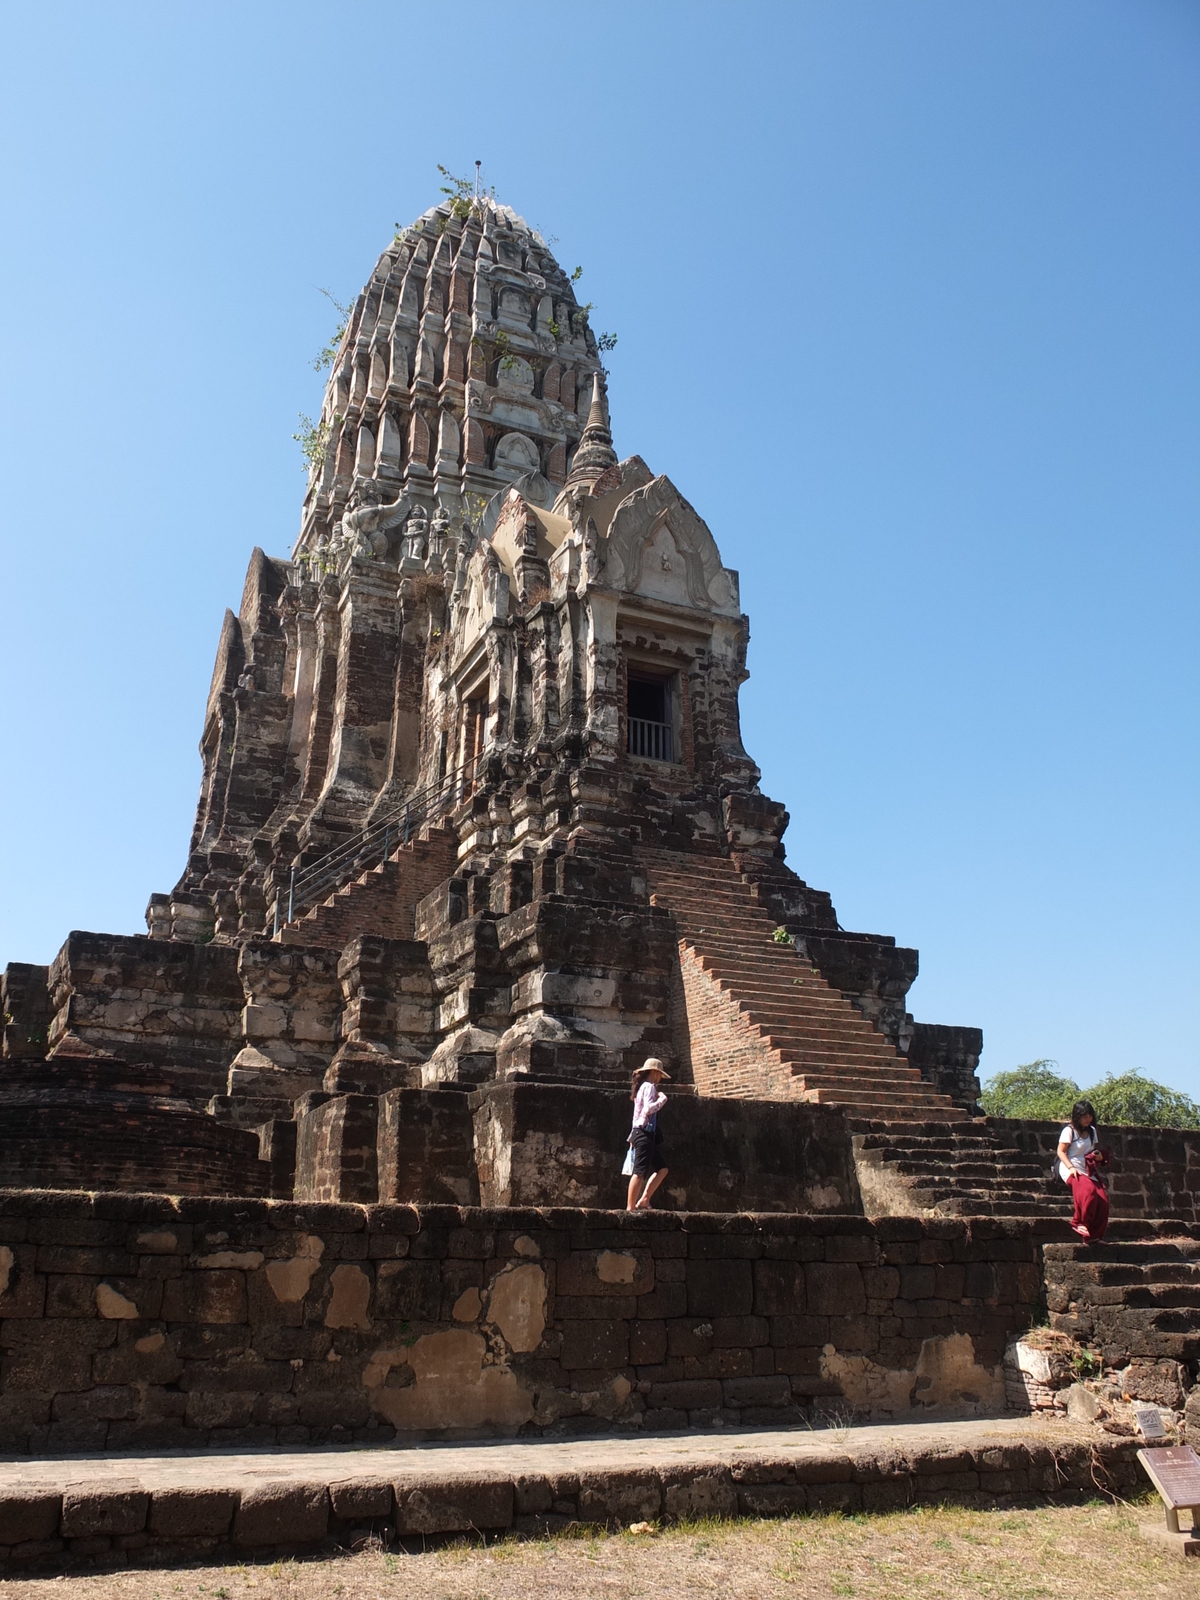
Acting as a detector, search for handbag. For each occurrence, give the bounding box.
[621,1144,635,1176]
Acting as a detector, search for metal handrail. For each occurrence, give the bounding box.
[627,717,672,762]
[272,760,475,932]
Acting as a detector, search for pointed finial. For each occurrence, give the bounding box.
[565,370,617,489]
[585,371,609,433]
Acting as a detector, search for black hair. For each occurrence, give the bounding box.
[1069,1099,1098,1142]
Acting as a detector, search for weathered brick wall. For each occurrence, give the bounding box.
[989,1119,1200,1225]
[674,941,796,1098]
[45,934,243,1103]
[294,1095,379,1204]
[0,1192,1049,1454]
[0,1061,272,1198]
[908,1024,983,1112]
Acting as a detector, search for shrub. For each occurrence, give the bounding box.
[982,1061,1200,1129]
[981,1060,1079,1122]
[1086,1071,1200,1130]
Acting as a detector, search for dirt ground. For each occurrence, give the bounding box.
[3,1498,1199,1600]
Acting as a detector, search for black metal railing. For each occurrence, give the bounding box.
[272,761,474,932]
[627,717,673,762]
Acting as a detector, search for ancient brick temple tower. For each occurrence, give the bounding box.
[6,194,1200,1469]
[3,194,1015,1212]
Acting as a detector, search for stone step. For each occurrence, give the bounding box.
[887,1160,1048,1181]
[808,1096,969,1121]
[1063,1262,1200,1287]
[764,1043,904,1067]
[795,1071,944,1092]
[1111,1284,1200,1308]
[1045,1242,1200,1265]
[753,1040,907,1065]
[644,850,964,1120]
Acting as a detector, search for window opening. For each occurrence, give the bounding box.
[627,673,672,762]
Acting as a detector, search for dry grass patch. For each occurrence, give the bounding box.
[3,1498,1199,1599]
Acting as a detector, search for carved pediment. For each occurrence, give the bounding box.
[604,476,738,615]
[454,538,510,662]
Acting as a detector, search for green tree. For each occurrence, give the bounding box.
[981,1060,1079,1121]
[1086,1071,1200,1130]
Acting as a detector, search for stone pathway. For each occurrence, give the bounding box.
[0,1412,1145,1570]
[0,1411,1107,1491]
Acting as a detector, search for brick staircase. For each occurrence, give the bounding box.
[275,827,457,949]
[1045,1237,1200,1363]
[852,1121,1071,1217]
[641,849,965,1122]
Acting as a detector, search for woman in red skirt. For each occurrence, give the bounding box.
[1057,1098,1109,1241]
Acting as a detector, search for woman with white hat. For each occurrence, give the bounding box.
[626,1058,670,1210]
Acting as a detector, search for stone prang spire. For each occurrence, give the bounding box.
[563,371,617,490]
[295,197,607,559]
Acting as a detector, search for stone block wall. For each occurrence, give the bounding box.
[0,1192,1050,1454]
[377,1089,479,1207]
[467,1083,859,1214]
[0,963,50,1060]
[990,1120,1200,1225]
[798,933,919,1050]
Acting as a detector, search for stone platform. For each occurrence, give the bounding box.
[0,1414,1144,1569]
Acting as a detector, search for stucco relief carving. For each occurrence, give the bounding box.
[604,475,738,615]
[454,538,510,662]
[494,431,540,475]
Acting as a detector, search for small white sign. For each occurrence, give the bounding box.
[1135,1406,1170,1443]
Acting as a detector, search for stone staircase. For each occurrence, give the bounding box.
[274,827,457,949]
[641,849,965,1123]
[1045,1236,1200,1364]
[852,1120,1071,1217]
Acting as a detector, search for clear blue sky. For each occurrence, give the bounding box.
[1,1,1196,1097]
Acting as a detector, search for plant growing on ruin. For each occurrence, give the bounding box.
[293,412,340,475]
[772,926,794,945]
[462,491,489,528]
[1071,1346,1102,1380]
[597,331,618,353]
[494,329,519,373]
[296,546,336,582]
[311,289,352,373]
[437,163,495,220]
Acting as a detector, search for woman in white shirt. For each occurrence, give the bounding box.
[1057,1098,1109,1242]
[626,1058,670,1211]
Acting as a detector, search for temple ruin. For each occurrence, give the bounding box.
[1,195,1196,1458]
